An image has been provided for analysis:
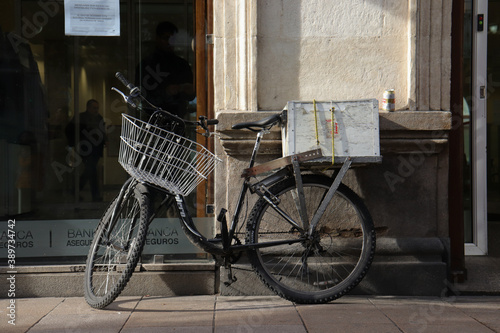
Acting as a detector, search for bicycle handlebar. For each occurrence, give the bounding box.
[115,72,139,96]
[113,72,218,137]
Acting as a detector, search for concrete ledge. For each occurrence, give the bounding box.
[121,271,218,297]
[0,262,216,274]
[375,237,448,256]
[220,237,449,297]
[356,261,448,296]
[220,259,448,297]
[379,110,452,131]
[380,139,448,154]
[216,110,452,133]
[217,110,452,156]
[2,238,449,297]
[0,264,218,298]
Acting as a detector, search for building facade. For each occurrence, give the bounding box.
[214,0,455,296]
[1,0,498,297]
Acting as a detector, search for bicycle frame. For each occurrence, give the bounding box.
[146,128,304,257]
[151,126,352,259]
[110,119,354,262]
[85,72,377,308]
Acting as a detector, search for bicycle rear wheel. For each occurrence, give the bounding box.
[84,182,150,309]
[246,174,375,304]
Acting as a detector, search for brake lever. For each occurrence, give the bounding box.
[111,87,137,108]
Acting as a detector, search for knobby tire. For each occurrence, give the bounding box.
[246,174,375,304]
[84,184,150,309]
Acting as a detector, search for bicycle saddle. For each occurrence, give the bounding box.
[231,114,282,131]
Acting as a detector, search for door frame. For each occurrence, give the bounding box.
[466,0,488,255]
[195,0,215,217]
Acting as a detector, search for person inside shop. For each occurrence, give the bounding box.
[136,21,195,119]
[65,99,107,202]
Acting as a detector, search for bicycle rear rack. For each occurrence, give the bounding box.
[241,149,323,178]
[242,148,355,237]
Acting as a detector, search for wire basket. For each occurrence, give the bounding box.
[119,114,221,196]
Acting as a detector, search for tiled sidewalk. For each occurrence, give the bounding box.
[0,295,499,332]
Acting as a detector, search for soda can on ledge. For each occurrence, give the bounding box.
[382,89,395,111]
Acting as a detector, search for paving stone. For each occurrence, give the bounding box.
[123,296,215,329]
[0,297,63,333]
[0,295,497,332]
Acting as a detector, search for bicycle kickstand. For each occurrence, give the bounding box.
[224,263,238,287]
[217,208,238,286]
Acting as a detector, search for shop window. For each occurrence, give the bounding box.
[0,0,212,265]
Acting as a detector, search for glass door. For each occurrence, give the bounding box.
[486,0,500,256]
[463,0,474,249]
[466,0,500,257]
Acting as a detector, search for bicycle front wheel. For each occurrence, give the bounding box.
[84,182,150,309]
[246,174,375,304]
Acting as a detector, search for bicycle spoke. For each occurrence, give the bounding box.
[247,175,375,303]
[85,185,150,309]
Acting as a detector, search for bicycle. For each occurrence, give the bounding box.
[83,72,376,309]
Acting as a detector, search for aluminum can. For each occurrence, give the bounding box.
[382,89,395,111]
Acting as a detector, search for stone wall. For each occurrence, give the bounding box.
[257,0,409,110]
[213,0,452,112]
[212,0,453,295]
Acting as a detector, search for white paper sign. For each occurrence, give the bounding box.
[64,0,120,36]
